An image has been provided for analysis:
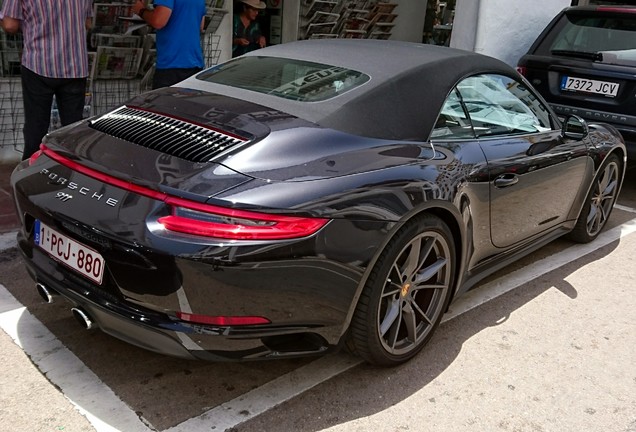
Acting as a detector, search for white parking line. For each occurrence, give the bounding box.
[165,353,362,432]
[0,288,152,432]
[0,231,17,251]
[1,213,636,432]
[615,203,636,214]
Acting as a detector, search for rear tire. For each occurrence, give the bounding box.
[568,154,621,243]
[349,214,455,366]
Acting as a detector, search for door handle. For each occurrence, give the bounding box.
[494,173,519,188]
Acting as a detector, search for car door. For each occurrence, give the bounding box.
[455,74,590,248]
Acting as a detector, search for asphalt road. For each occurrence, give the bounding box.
[1,168,635,432]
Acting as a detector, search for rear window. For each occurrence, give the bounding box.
[196,56,370,102]
[536,11,636,66]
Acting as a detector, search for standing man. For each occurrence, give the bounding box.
[132,0,206,89]
[0,0,93,161]
[232,0,266,57]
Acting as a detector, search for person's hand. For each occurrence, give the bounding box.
[132,0,145,16]
[238,38,250,46]
[258,36,266,48]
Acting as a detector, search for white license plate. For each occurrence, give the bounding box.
[34,220,105,285]
[560,76,619,97]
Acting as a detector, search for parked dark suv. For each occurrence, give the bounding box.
[518,5,636,160]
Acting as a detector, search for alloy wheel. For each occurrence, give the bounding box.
[377,231,452,356]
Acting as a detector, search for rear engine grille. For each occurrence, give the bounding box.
[89,106,248,163]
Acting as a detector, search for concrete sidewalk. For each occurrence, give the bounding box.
[0,319,96,431]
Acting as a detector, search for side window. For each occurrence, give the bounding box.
[431,89,476,140]
[456,74,553,138]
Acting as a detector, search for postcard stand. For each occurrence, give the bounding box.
[300,1,398,40]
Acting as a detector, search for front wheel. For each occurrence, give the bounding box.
[568,154,621,243]
[348,214,455,366]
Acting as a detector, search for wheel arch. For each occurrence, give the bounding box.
[342,202,466,364]
[340,201,467,341]
[578,145,627,217]
[606,147,627,196]
[604,147,626,175]
[587,124,627,175]
[422,205,469,306]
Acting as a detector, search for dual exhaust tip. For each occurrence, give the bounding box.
[36,283,56,304]
[36,283,95,330]
[71,307,94,330]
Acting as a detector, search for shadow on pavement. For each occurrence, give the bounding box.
[231,237,624,432]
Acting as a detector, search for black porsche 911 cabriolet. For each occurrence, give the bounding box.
[11,39,625,366]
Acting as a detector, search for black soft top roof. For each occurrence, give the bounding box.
[182,39,516,141]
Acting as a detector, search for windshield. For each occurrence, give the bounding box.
[196,56,370,102]
[538,12,636,66]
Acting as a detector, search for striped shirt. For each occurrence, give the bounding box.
[0,0,92,78]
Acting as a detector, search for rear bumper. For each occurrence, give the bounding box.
[17,232,336,361]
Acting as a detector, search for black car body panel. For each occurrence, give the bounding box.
[11,39,626,363]
[518,5,636,159]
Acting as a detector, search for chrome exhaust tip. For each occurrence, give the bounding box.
[36,283,57,304]
[71,307,94,330]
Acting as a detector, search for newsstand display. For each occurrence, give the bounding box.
[300,1,398,40]
[0,0,229,154]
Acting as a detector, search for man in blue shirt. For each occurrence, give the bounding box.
[132,0,206,89]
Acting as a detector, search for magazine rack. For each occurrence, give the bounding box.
[300,1,398,40]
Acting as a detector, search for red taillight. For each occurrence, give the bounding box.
[38,144,329,240]
[516,66,527,77]
[158,196,328,240]
[176,312,270,326]
[28,149,43,165]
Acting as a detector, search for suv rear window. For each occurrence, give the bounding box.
[535,11,636,66]
[196,56,370,102]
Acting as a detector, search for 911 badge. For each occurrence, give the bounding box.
[40,168,119,207]
[56,192,73,202]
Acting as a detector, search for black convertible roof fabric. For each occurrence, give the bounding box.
[184,39,516,141]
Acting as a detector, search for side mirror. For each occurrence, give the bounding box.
[561,114,589,140]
